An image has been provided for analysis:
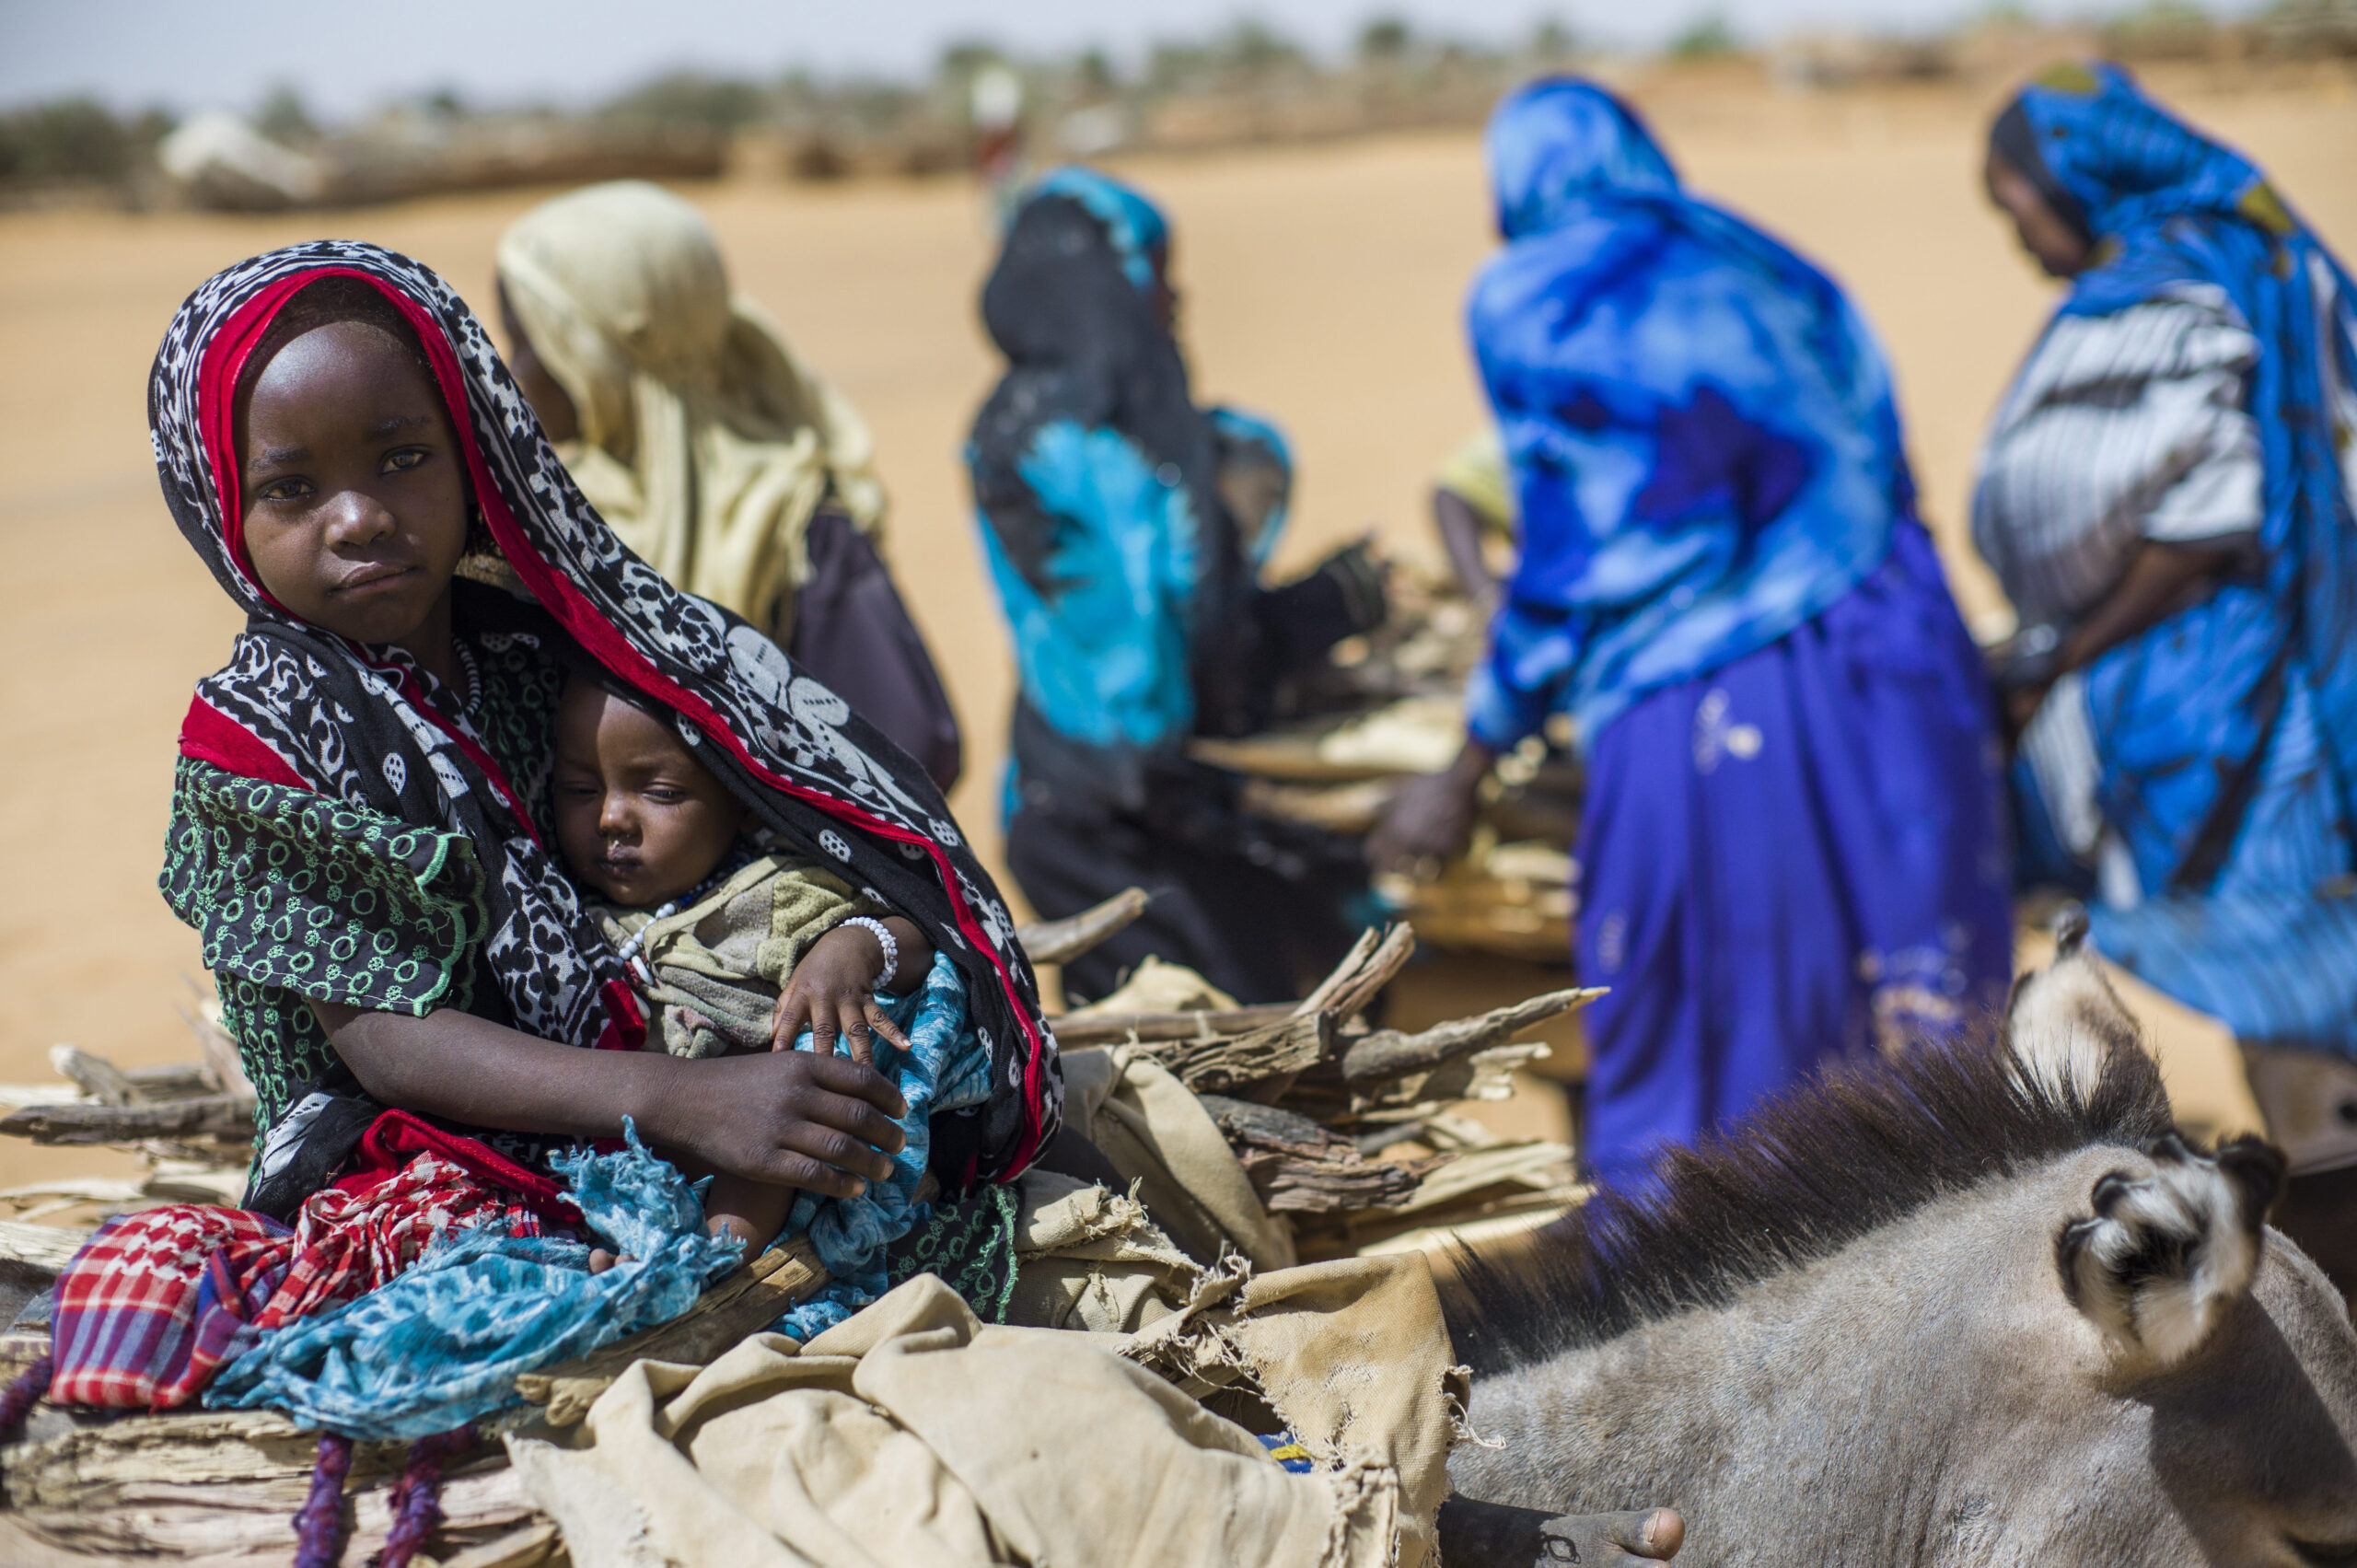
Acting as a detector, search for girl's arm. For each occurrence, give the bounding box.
[311,1001,908,1199]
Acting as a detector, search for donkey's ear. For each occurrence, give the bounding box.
[2056,1133,2286,1366]
[2006,908,2144,1105]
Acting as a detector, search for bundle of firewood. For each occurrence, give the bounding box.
[1036,902,1589,1260]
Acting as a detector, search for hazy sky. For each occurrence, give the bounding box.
[1,0,2154,118]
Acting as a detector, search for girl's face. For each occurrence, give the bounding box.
[238,319,470,645]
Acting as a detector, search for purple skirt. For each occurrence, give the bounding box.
[1573,524,2013,1182]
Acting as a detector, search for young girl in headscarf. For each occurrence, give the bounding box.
[968,167,1388,1005]
[1977,64,2357,1186]
[154,243,1059,1225]
[496,181,962,791]
[1372,79,2012,1184]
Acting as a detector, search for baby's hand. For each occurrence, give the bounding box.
[771,923,911,1066]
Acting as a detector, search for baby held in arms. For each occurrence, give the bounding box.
[552,672,934,1249]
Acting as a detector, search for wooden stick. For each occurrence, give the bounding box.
[1294,923,1417,1025]
[1132,1011,1333,1094]
[1048,1002,1293,1049]
[1338,987,1602,1086]
[1014,887,1151,966]
[0,1221,92,1272]
[0,1096,254,1145]
[45,1047,135,1108]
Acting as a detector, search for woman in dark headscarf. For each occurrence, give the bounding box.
[1977,64,2357,1184]
[967,168,1387,1005]
[152,241,1058,1214]
[1373,80,2012,1183]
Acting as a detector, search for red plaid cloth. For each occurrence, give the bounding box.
[51,1118,566,1411]
[50,1205,292,1410]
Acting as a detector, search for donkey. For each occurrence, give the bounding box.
[1442,922,2357,1565]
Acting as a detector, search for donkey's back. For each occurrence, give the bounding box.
[1446,927,2357,1565]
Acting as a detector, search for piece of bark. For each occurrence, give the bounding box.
[1,1443,531,1562]
[1133,1010,1333,1095]
[1048,1002,1294,1050]
[45,1046,136,1108]
[182,1000,259,1101]
[1338,987,1601,1086]
[1198,1094,1422,1214]
[125,1062,226,1098]
[0,1095,255,1145]
[515,1237,827,1425]
[0,1222,90,1273]
[1295,923,1417,1026]
[1014,886,1151,966]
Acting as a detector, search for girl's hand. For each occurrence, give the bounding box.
[772,923,911,1065]
[668,1049,909,1200]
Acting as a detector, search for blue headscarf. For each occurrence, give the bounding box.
[2003,64,2357,809]
[1465,78,1913,752]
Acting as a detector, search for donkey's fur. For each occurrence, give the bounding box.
[1446,925,2357,1564]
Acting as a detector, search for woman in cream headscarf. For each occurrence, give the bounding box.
[496,180,961,788]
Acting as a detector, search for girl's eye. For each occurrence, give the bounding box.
[644,787,686,804]
[255,477,312,503]
[383,447,429,473]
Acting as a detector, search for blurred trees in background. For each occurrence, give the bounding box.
[4,0,2353,210]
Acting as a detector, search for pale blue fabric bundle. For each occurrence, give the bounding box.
[771,952,996,1341]
[205,1124,742,1440]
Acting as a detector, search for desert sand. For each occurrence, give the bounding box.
[2,66,2348,1184]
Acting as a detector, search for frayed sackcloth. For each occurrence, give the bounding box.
[496,180,887,639]
[510,1249,1464,1568]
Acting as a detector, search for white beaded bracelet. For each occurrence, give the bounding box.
[842,916,899,990]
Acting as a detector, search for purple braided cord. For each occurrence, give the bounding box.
[0,1355,52,1439]
[293,1433,354,1568]
[377,1426,475,1568]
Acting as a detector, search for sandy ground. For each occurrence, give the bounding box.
[3,69,2348,1184]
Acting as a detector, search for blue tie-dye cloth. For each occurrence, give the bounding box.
[1465,78,1914,754]
[771,952,996,1341]
[203,1123,742,1439]
[1994,64,2357,1053]
[204,956,993,1434]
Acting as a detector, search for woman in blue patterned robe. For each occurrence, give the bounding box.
[1374,79,2012,1183]
[1978,64,2357,1183]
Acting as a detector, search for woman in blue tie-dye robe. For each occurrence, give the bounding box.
[1374,79,2013,1183]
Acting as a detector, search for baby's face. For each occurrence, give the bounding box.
[553,679,746,908]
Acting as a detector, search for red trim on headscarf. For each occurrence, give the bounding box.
[200,262,1054,1174]
[178,694,312,793]
[194,269,348,613]
[595,981,646,1052]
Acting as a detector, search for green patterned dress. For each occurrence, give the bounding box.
[160,629,567,1140]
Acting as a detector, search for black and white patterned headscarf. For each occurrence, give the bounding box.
[153,241,1059,1186]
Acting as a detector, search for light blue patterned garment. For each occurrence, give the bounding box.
[771,952,996,1341]
[1465,78,1913,754]
[204,1124,742,1440]
[979,418,1205,757]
